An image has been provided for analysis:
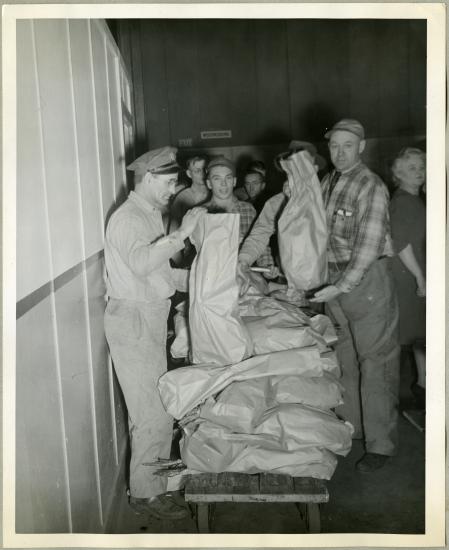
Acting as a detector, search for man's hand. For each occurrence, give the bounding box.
[236,260,251,296]
[309,284,342,303]
[416,275,426,297]
[179,207,206,239]
[262,265,280,280]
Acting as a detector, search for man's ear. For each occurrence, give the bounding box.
[233,177,237,188]
[359,139,366,154]
[206,178,212,190]
[186,169,192,180]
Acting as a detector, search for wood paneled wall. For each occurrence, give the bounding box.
[124,19,425,152]
[16,19,132,533]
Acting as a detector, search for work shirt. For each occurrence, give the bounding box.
[321,162,394,293]
[105,191,188,302]
[239,192,287,267]
[204,196,257,244]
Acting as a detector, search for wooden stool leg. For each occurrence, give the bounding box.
[196,503,210,533]
[305,503,321,533]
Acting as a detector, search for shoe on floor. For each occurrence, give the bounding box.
[356,452,390,473]
[129,493,189,520]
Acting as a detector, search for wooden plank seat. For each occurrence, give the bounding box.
[185,472,328,533]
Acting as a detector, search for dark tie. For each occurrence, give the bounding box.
[328,170,341,197]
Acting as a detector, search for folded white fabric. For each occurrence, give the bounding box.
[272,372,344,409]
[180,420,338,480]
[158,346,339,419]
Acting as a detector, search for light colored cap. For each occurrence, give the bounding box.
[206,156,236,175]
[127,146,179,175]
[324,119,365,140]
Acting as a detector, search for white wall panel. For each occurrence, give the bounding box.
[68,19,104,255]
[33,20,83,277]
[90,21,115,221]
[16,20,52,300]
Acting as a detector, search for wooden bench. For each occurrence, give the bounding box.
[185,472,328,533]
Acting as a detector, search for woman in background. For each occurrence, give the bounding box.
[389,147,426,414]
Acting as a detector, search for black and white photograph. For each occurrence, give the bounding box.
[3,2,446,547]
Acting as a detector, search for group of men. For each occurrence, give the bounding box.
[104,118,400,520]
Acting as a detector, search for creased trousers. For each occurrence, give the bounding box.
[104,298,173,498]
[326,258,401,456]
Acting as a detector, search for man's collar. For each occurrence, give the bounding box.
[129,190,159,214]
[340,160,362,175]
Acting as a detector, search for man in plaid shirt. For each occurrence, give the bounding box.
[203,156,256,244]
[310,119,400,473]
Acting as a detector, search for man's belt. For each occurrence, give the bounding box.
[328,255,389,270]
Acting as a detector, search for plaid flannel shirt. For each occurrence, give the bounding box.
[322,162,394,293]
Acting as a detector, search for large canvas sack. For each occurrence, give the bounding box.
[199,377,276,433]
[278,151,328,291]
[254,404,353,456]
[158,346,338,419]
[189,213,253,366]
[180,420,338,479]
[272,372,344,410]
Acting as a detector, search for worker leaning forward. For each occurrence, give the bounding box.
[310,119,401,473]
[104,146,205,519]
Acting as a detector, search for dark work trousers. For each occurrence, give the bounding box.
[325,258,401,456]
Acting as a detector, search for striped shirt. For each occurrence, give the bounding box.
[322,162,394,293]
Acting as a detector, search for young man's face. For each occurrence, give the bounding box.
[187,159,206,186]
[144,173,178,210]
[328,130,365,172]
[207,165,236,201]
[244,173,265,200]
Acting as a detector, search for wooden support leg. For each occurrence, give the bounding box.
[305,503,321,533]
[196,503,210,533]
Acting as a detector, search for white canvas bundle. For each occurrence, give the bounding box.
[189,213,253,366]
[278,150,328,291]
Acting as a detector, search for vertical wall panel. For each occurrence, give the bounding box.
[140,20,171,149]
[33,20,83,276]
[91,21,116,221]
[376,20,410,137]
[85,257,117,517]
[254,20,290,144]
[68,20,104,255]
[16,298,70,533]
[227,21,258,145]
[196,21,231,133]
[106,47,127,205]
[16,21,52,300]
[408,20,426,137]
[54,273,100,532]
[165,20,200,146]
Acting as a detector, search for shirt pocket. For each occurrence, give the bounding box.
[332,206,355,240]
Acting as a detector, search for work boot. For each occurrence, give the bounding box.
[355,453,390,473]
[129,493,189,520]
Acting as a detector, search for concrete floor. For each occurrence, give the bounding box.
[109,351,425,534]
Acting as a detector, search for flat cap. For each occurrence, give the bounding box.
[127,146,179,175]
[275,140,326,172]
[206,155,235,175]
[324,119,365,140]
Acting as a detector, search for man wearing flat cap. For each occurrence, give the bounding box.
[104,146,205,519]
[310,119,400,473]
